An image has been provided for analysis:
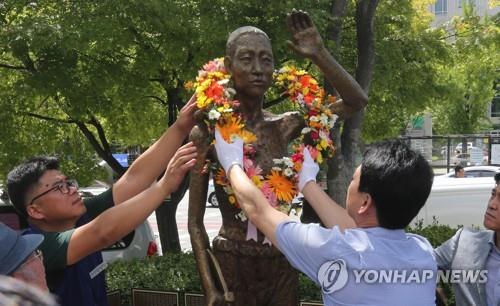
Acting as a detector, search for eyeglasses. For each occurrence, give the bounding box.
[29,179,79,205]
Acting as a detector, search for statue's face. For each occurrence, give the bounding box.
[228,33,274,99]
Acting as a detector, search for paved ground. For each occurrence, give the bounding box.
[147,190,222,254]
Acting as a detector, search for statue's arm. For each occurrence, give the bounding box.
[187,125,223,303]
[286,10,368,119]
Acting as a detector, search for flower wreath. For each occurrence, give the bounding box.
[186,57,337,219]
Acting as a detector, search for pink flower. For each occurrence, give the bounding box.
[260,182,278,207]
[245,161,263,178]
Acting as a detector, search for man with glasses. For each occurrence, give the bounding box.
[5,96,198,306]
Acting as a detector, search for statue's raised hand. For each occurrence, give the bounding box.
[286,9,324,59]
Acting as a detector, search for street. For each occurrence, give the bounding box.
[147,190,222,253]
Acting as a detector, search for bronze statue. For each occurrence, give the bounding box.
[188,10,368,306]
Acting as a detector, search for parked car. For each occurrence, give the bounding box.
[207,179,218,207]
[0,187,157,264]
[412,176,494,228]
[451,152,472,166]
[436,166,500,178]
[455,142,473,154]
[79,187,158,263]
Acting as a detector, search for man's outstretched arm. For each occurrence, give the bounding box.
[67,142,197,265]
[113,95,197,204]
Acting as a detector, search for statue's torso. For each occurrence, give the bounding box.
[210,111,303,248]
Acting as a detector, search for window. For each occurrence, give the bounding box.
[435,0,448,14]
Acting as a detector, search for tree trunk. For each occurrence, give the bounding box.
[328,0,378,208]
[155,174,189,253]
[155,84,188,253]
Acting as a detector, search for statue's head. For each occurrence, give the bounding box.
[224,26,274,100]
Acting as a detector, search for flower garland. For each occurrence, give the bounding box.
[186,57,337,217]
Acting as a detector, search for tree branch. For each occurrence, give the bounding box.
[75,121,125,176]
[0,62,29,71]
[88,114,111,153]
[23,112,76,124]
[145,95,168,106]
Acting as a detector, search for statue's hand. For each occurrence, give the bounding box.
[286,9,324,59]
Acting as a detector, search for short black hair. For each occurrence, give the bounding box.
[6,156,60,217]
[359,140,434,229]
[454,164,464,174]
[495,172,500,185]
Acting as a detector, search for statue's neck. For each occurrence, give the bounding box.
[236,95,264,122]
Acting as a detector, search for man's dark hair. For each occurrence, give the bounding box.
[454,164,464,175]
[359,140,434,229]
[6,156,60,217]
[495,172,500,185]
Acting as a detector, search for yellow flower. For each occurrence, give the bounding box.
[228,195,236,204]
[239,130,257,143]
[266,170,296,203]
[251,175,263,187]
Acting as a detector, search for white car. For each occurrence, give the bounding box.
[207,179,218,207]
[413,176,495,228]
[436,166,500,178]
[79,187,158,263]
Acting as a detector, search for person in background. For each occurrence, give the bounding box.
[454,164,465,178]
[0,223,48,291]
[6,96,198,306]
[214,132,437,306]
[434,172,500,306]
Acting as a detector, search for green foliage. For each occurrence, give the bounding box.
[432,11,499,134]
[363,0,450,141]
[106,253,201,306]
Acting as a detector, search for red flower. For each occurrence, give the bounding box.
[311,131,319,140]
[207,82,224,99]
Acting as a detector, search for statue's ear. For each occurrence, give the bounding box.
[224,56,232,74]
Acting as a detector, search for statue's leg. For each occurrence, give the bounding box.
[213,248,257,306]
[266,255,299,306]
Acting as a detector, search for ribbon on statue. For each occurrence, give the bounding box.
[246,220,272,246]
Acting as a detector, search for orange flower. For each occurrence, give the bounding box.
[216,116,244,142]
[215,168,228,185]
[266,170,297,203]
[206,81,224,99]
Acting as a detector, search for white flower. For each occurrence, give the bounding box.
[272,167,282,172]
[284,168,294,177]
[236,211,247,221]
[320,114,329,126]
[296,93,305,106]
[208,109,221,120]
[329,114,339,128]
[283,157,294,168]
[273,158,283,164]
[223,186,233,194]
[217,79,229,85]
[319,130,329,140]
[225,88,236,98]
[309,116,319,122]
[301,127,312,134]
